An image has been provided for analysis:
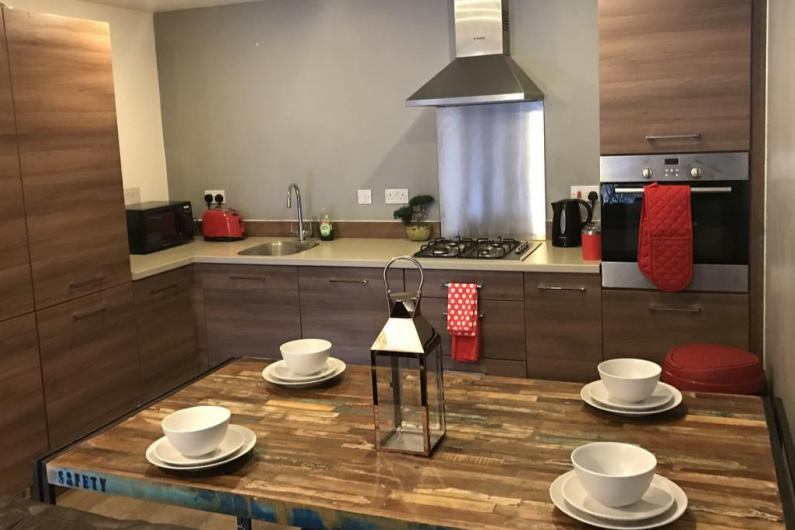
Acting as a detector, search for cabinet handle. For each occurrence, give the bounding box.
[537,285,586,292]
[70,276,104,289]
[150,283,178,294]
[442,312,485,319]
[645,134,702,141]
[229,275,266,282]
[648,305,702,314]
[443,283,483,289]
[73,304,108,320]
[329,278,369,285]
[615,187,732,195]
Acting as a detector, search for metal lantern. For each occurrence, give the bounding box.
[370,256,446,456]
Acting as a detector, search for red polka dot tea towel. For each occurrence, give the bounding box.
[447,283,481,362]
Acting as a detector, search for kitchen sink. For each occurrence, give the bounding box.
[238,240,319,256]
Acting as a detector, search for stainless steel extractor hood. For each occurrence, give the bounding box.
[406,0,543,107]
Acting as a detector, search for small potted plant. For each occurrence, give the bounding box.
[393,194,434,242]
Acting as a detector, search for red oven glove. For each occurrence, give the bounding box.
[638,183,693,292]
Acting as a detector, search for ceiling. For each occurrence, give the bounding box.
[79,0,267,13]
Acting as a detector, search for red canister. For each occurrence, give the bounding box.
[581,223,601,261]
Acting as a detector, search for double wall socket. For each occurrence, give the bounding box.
[385,189,409,204]
[204,190,226,204]
[570,185,600,202]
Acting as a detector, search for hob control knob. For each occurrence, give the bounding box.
[642,168,653,179]
[691,167,703,179]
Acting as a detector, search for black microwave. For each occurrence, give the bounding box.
[126,201,195,255]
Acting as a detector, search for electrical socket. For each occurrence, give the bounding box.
[570,185,600,202]
[385,188,409,204]
[204,190,226,205]
[357,189,372,205]
[123,187,140,205]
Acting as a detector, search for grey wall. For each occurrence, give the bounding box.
[155,0,599,222]
[765,0,795,434]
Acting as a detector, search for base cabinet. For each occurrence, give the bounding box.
[134,266,199,402]
[37,284,141,449]
[0,314,48,495]
[200,265,301,366]
[602,289,750,364]
[525,273,603,382]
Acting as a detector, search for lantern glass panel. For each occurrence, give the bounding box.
[374,353,427,453]
[426,343,445,448]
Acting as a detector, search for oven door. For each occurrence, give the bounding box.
[600,180,749,292]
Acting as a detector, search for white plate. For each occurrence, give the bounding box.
[154,428,244,466]
[562,473,675,522]
[263,358,346,388]
[589,381,672,411]
[551,471,688,530]
[581,382,682,417]
[270,359,336,382]
[146,425,256,471]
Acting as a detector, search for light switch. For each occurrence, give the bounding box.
[357,189,372,205]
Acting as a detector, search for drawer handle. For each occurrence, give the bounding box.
[70,276,104,289]
[73,304,108,320]
[648,305,702,314]
[443,283,483,289]
[229,275,267,282]
[443,312,485,320]
[645,134,702,141]
[150,283,178,294]
[537,285,586,292]
[329,278,369,285]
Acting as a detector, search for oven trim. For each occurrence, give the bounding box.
[600,152,749,183]
[602,262,748,293]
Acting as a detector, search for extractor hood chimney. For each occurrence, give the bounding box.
[406,0,543,107]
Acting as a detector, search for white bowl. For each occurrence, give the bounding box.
[280,339,331,376]
[161,406,230,457]
[571,442,657,508]
[598,359,661,403]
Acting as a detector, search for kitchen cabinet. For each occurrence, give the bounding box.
[38,284,141,449]
[5,9,131,310]
[598,0,752,155]
[0,10,34,322]
[0,314,48,495]
[200,264,301,366]
[602,289,749,364]
[134,266,199,402]
[525,273,602,382]
[406,269,524,301]
[299,267,403,365]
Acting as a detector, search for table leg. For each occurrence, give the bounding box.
[236,517,252,530]
[32,459,56,505]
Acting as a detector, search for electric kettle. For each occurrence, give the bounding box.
[551,199,593,248]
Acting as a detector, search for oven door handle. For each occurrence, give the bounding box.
[614,187,733,194]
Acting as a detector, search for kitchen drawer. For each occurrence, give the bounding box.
[299,267,403,365]
[405,269,524,301]
[134,266,198,402]
[525,273,602,383]
[0,313,48,494]
[602,289,749,364]
[199,265,301,365]
[421,297,525,361]
[443,358,527,379]
[38,284,141,448]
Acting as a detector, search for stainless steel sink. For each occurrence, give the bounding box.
[238,240,319,257]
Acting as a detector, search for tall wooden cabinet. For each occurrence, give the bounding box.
[599,0,752,155]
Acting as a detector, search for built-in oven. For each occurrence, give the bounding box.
[600,152,749,292]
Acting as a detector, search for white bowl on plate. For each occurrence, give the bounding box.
[280,339,331,376]
[598,359,661,403]
[161,406,230,457]
[571,442,657,508]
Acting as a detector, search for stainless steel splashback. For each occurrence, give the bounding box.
[437,102,546,239]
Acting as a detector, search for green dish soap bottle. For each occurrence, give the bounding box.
[319,208,334,241]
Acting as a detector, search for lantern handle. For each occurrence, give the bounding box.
[383,255,424,300]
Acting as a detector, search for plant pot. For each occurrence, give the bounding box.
[405,224,431,242]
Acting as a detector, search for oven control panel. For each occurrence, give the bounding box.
[601,152,749,183]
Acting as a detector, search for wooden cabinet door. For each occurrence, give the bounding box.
[525,273,602,382]
[599,0,752,154]
[299,267,403,365]
[5,9,131,310]
[0,10,34,322]
[602,289,749,364]
[200,265,301,366]
[134,267,198,402]
[0,314,48,495]
[38,284,141,448]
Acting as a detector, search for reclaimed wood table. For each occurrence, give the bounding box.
[36,359,787,530]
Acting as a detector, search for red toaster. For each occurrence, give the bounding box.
[202,208,247,241]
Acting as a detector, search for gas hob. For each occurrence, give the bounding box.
[414,237,541,261]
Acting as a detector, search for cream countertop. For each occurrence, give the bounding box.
[129,238,600,281]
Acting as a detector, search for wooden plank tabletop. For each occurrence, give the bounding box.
[46,359,786,530]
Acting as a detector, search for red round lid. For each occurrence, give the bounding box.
[664,343,764,385]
